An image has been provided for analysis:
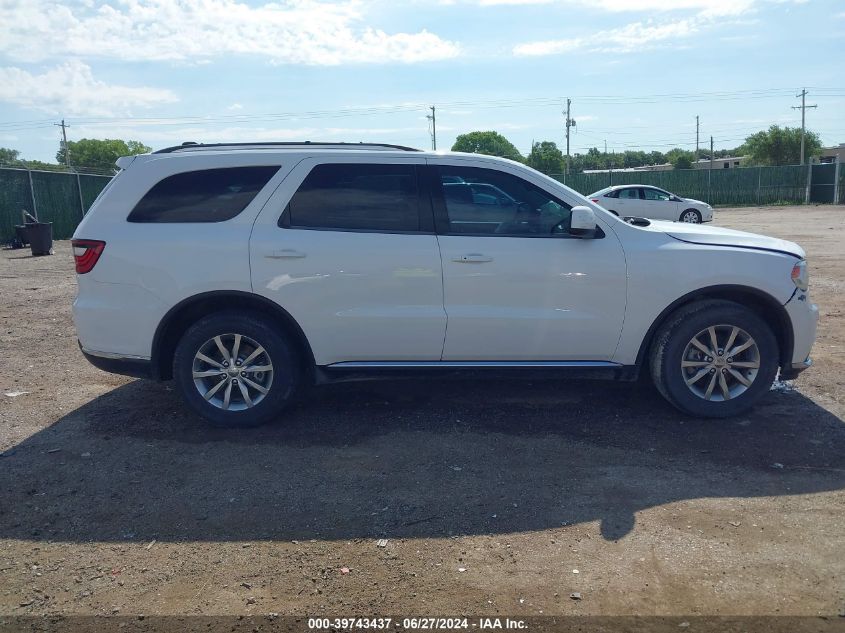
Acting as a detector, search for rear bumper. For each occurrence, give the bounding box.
[80,343,153,380]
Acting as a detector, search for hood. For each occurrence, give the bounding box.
[644,220,805,258]
[682,197,709,207]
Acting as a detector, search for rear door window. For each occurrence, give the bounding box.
[282,163,421,232]
[128,166,279,223]
[617,188,641,200]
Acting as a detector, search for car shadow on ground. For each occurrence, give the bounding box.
[1,377,843,543]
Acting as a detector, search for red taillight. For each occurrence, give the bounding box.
[71,239,105,274]
[590,198,599,203]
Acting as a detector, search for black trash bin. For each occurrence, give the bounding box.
[28,222,53,256]
[14,224,31,246]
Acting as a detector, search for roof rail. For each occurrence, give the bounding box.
[153,141,421,154]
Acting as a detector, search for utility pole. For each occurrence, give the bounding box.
[426,106,437,151]
[55,119,70,167]
[563,98,575,173]
[710,136,714,171]
[792,88,817,165]
[695,115,700,160]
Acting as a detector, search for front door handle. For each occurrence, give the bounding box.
[266,249,306,259]
[453,253,493,263]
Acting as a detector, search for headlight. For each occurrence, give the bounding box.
[791,260,808,291]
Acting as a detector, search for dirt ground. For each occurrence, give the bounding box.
[1,205,843,623]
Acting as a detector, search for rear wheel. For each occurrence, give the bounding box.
[649,300,778,418]
[173,311,300,427]
[680,209,702,223]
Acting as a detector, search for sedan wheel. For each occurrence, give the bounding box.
[681,209,702,223]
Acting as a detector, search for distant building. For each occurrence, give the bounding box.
[583,155,747,174]
[692,156,746,169]
[818,144,845,164]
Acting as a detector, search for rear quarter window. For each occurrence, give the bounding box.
[127,166,279,223]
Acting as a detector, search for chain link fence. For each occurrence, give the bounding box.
[0,168,112,242]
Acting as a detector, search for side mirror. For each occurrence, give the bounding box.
[570,206,598,238]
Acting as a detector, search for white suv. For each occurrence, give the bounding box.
[72,142,817,427]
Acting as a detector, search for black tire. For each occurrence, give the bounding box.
[679,208,702,223]
[649,300,778,418]
[173,311,300,427]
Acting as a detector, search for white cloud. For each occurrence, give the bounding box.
[466,0,774,16]
[515,13,718,56]
[0,0,460,65]
[0,61,178,116]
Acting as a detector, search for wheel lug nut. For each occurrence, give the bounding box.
[727,357,733,363]
[710,368,716,374]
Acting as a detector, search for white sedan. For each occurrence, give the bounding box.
[589,185,713,223]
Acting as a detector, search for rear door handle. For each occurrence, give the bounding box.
[453,253,493,263]
[266,249,306,259]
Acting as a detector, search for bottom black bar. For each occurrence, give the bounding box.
[0,616,841,633]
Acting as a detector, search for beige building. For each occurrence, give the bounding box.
[583,155,747,174]
[818,144,845,164]
[692,156,745,170]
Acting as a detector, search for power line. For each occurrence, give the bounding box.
[5,86,841,133]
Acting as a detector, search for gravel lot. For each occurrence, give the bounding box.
[1,206,843,623]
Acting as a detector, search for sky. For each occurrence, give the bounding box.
[0,0,843,165]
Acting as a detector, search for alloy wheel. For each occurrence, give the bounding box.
[681,324,760,401]
[191,333,274,411]
[681,210,701,223]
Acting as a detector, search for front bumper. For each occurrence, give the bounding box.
[780,356,812,380]
[783,291,818,378]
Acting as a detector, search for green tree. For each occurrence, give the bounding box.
[451,131,523,162]
[526,141,565,174]
[743,125,821,166]
[57,138,151,172]
[0,147,22,165]
[666,148,695,170]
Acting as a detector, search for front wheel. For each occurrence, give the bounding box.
[680,209,702,223]
[173,311,300,427]
[649,300,779,418]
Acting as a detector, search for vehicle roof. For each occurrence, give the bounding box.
[605,184,664,189]
[116,143,526,169]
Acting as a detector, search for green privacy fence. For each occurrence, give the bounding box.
[554,164,815,206]
[1,163,842,243]
[0,168,112,242]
